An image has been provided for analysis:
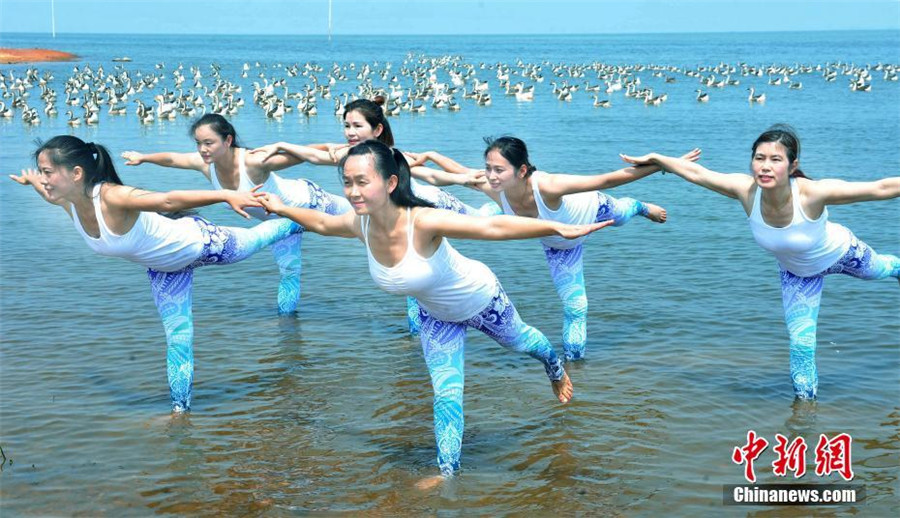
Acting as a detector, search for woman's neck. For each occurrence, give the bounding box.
[505,175,534,203]
[366,203,404,234]
[760,180,793,211]
[69,184,97,215]
[215,147,239,171]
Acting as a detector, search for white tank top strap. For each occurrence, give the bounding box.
[208,158,222,190]
[407,207,420,249]
[237,148,250,187]
[530,172,551,213]
[749,182,763,220]
[498,191,516,216]
[361,214,370,248]
[790,177,807,221]
[91,183,106,235]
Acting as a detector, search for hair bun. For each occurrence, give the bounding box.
[372,95,386,106]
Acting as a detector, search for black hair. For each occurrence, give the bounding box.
[34,135,122,196]
[343,98,394,147]
[751,123,808,179]
[190,113,243,148]
[483,136,537,177]
[339,140,434,208]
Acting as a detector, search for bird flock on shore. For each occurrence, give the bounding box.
[1,53,896,127]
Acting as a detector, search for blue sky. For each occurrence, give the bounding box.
[1,0,898,35]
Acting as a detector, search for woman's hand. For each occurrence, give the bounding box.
[327,143,350,163]
[555,219,615,239]
[8,168,42,185]
[224,190,264,218]
[619,152,658,166]
[9,168,69,208]
[463,169,487,186]
[121,151,145,165]
[680,148,702,163]
[404,151,428,167]
[255,190,288,216]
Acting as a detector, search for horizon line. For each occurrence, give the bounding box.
[1,27,899,38]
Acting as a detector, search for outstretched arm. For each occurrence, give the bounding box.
[256,193,358,238]
[541,148,702,197]
[8,169,72,215]
[121,150,205,171]
[250,142,337,166]
[805,177,900,206]
[417,208,614,241]
[409,165,486,187]
[620,151,753,201]
[103,184,263,218]
[405,150,477,175]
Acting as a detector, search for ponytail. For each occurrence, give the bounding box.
[389,147,434,208]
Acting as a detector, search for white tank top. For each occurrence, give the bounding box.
[363,208,496,321]
[748,179,850,277]
[499,171,599,249]
[72,184,204,272]
[209,148,313,220]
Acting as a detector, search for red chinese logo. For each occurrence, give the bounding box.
[814,433,854,481]
[733,432,854,482]
[732,430,769,483]
[772,434,807,478]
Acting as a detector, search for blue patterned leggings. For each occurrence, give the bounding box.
[147,216,301,412]
[543,191,649,360]
[780,232,899,399]
[269,180,350,314]
[406,183,501,334]
[418,284,566,476]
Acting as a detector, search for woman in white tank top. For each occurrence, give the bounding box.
[120,114,349,315]
[622,124,900,400]
[251,98,501,335]
[11,135,302,413]
[255,140,612,490]
[393,137,697,362]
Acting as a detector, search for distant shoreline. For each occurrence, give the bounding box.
[0,28,898,38]
[0,48,78,64]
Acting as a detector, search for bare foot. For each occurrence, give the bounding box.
[143,410,189,428]
[552,372,573,404]
[415,474,447,490]
[643,203,667,223]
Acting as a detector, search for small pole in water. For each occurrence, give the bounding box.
[328,0,332,42]
[51,0,56,38]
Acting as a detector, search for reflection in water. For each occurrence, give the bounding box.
[784,398,819,438]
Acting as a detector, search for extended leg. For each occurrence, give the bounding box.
[826,232,900,281]
[466,284,570,402]
[595,191,665,225]
[543,244,588,360]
